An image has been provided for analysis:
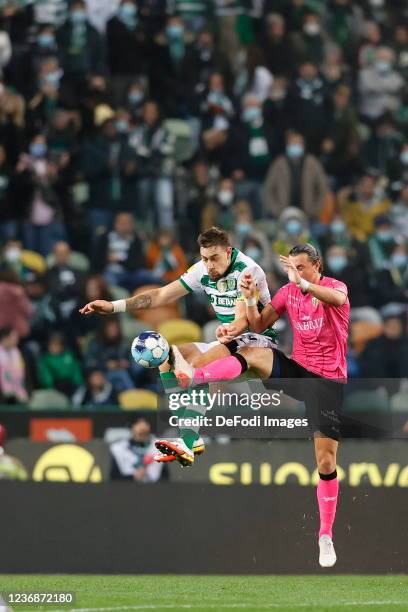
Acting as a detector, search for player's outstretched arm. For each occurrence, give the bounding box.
[79,281,189,316]
[240,273,279,333]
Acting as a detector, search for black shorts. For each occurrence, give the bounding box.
[266,349,344,441]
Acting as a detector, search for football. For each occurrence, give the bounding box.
[131,331,170,368]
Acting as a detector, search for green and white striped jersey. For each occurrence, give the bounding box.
[179,248,278,342]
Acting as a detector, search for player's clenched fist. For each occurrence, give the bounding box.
[240,272,256,298]
[79,300,114,315]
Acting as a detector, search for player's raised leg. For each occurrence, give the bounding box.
[172,345,274,387]
[315,434,339,567]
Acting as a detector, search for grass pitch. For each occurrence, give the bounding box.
[1,575,408,612]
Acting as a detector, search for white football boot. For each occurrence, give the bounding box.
[319,535,337,567]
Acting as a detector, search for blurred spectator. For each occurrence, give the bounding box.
[194,29,231,95]
[81,118,124,238]
[110,417,164,481]
[261,13,295,78]
[357,20,382,68]
[367,214,400,271]
[291,11,327,65]
[388,142,408,195]
[73,368,118,408]
[235,45,273,104]
[184,158,216,239]
[362,114,403,175]
[226,93,277,218]
[0,144,21,241]
[131,100,176,229]
[230,201,272,271]
[46,241,86,327]
[145,229,187,282]
[57,0,106,99]
[201,176,236,231]
[358,310,408,379]
[0,327,28,404]
[393,23,408,82]
[322,85,360,188]
[92,212,156,291]
[265,130,328,218]
[0,269,33,338]
[84,318,135,392]
[38,331,83,396]
[326,0,363,55]
[106,0,148,105]
[272,207,315,273]
[324,244,370,307]
[28,57,64,132]
[358,47,403,124]
[320,46,351,94]
[390,184,408,239]
[212,0,243,73]
[286,61,331,153]
[200,71,234,164]
[0,77,25,163]
[370,244,408,307]
[150,15,197,117]
[338,171,391,241]
[172,0,209,33]
[69,275,113,340]
[17,133,66,256]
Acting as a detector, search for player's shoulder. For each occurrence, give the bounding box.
[321,276,348,291]
[182,260,205,277]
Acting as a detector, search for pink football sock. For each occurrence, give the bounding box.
[317,476,339,539]
[194,355,246,384]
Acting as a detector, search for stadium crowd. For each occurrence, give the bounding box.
[0,0,408,406]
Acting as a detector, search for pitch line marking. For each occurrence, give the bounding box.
[23,601,408,612]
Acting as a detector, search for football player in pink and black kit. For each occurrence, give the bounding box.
[172,244,350,568]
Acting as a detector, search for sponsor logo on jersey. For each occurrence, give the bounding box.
[210,294,237,308]
[216,278,237,293]
[295,317,324,332]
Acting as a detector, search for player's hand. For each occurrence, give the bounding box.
[218,323,239,343]
[279,255,301,285]
[79,300,114,315]
[240,272,256,298]
[215,325,229,341]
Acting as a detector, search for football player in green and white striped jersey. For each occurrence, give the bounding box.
[80,226,278,465]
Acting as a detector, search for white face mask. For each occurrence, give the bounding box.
[303,22,320,36]
[218,189,234,206]
[5,247,21,263]
[370,0,384,7]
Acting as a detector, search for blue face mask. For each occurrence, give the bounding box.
[286,219,303,235]
[30,142,47,158]
[44,71,61,87]
[376,60,391,74]
[400,151,408,165]
[286,143,304,158]
[243,106,261,123]
[331,220,346,234]
[166,25,183,40]
[71,9,86,25]
[246,247,262,262]
[38,33,55,47]
[236,222,251,235]
[115,119,128,133]
[376,230,393,242]
[391,253,407,268]
[128,91,144,105]
[327,255,347,272]
[119,2,136,17]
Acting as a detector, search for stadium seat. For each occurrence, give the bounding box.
[28,389,70,410]
[342,390,389,412]
[203,320,219,344]
[21,250,47,275]
[118,389,159,410]
[122,316,151,344]
[390,392,408,412]
[158,319,202,345]
[46,251,90,272]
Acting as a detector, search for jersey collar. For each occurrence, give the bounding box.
[224,247,238,277]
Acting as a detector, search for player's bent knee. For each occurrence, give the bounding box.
[317,455,336,474]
